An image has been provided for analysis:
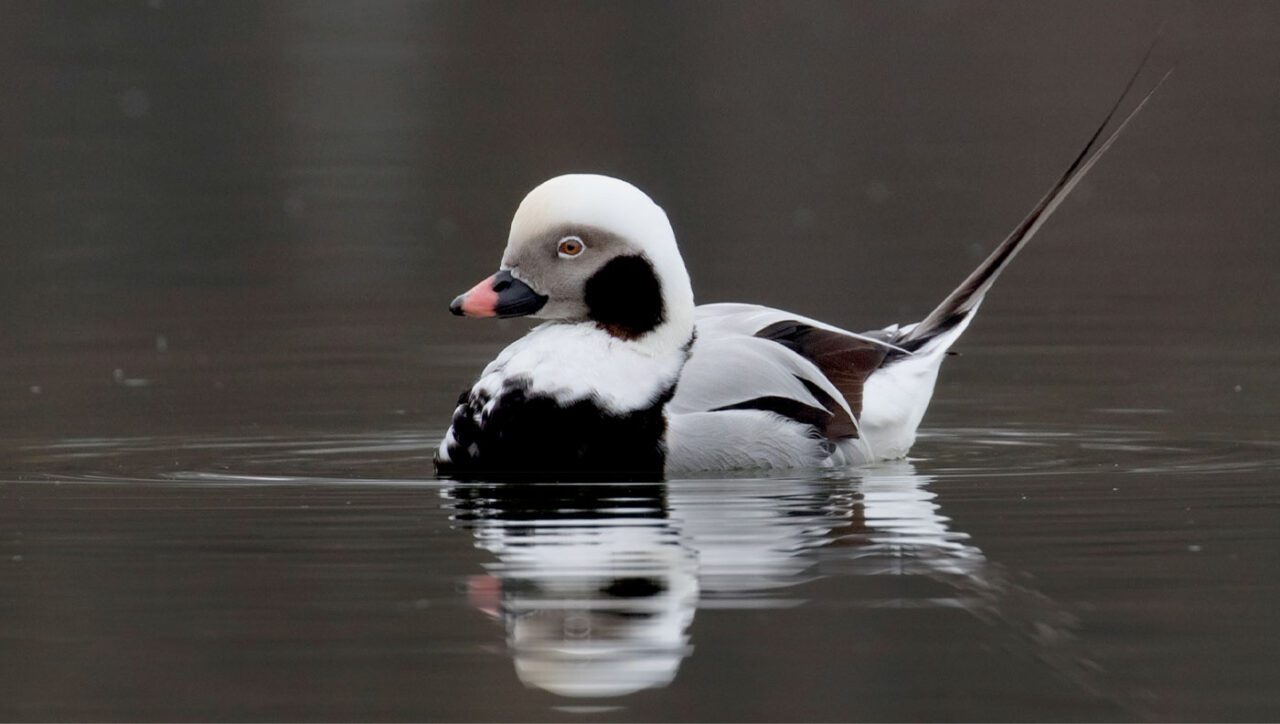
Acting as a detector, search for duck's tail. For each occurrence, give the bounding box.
[894,47,1174,357]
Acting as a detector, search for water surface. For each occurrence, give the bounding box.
[2,2,1279,721]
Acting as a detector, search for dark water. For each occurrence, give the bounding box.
[3,2,1279,721]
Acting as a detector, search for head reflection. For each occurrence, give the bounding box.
[449,483,696,698]
[444,462,1067,699]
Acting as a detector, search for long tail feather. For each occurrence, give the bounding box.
[897,48,1174,352]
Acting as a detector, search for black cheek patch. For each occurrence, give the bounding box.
[584,255,665,339]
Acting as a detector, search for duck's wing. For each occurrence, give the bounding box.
[671,304,902,442]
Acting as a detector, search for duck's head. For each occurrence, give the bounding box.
[450,174,694,344]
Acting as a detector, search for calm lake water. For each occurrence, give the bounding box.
[2,2,1279,721]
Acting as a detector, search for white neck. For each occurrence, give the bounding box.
[632,249,696,358]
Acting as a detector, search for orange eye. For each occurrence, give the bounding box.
[557,236,585,258]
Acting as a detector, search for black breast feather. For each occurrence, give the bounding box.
[436,378,673,482]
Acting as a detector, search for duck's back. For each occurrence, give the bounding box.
[665,304,949,472]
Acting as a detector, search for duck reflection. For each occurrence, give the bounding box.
[444,462,1073,699]
[449,483,696,698]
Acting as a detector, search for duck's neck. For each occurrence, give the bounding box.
[621,297,694,360]
[618,265,694,359]
[582,248,696,360]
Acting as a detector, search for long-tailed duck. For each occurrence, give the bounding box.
[436,64,1168,481]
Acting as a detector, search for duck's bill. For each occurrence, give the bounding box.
[449,270,548,318]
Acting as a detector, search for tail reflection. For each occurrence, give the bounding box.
[444,461,1079,699]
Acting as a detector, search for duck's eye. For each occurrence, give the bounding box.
[557,236,585,258]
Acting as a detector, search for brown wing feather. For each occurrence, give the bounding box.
[755,321,891,439]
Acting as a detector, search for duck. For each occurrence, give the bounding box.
[435,64,1168,481]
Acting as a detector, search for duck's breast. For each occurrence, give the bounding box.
[437,324,680,481]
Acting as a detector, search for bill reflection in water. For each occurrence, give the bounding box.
[444,462,1081,699]
[449,481,696,697]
